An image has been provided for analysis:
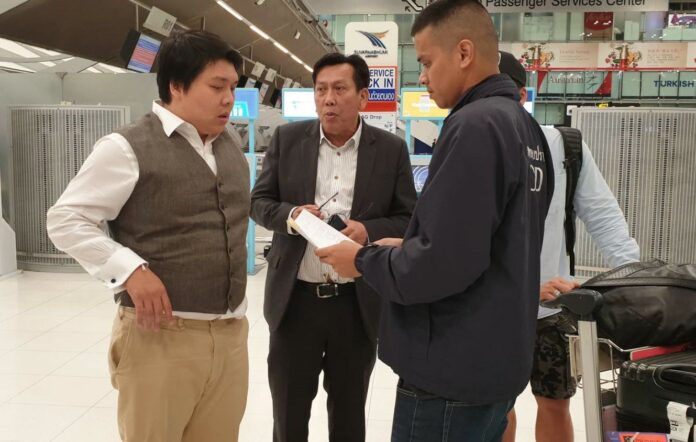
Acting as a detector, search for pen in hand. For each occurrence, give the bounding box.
[317,191,339,211]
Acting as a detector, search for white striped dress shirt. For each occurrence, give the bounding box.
[296,121,363,283]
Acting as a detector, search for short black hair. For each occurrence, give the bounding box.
[312,53,370,91]
[410,0,498,62]
[412,0,488,36]
[156,30,243,104]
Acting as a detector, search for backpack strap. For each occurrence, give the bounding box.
[557,127,583,276]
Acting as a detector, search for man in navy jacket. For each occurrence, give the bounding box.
[317,0,554,440]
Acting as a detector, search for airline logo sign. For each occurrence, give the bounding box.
[357,31,389,50]
[346,21,398,66]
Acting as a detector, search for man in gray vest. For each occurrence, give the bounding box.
[47,30,250,442]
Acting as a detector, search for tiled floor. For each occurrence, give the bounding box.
[0,270,588,441]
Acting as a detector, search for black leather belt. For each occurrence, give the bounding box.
[296,280,356,298]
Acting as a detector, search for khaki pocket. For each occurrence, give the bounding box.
[107,313,134,388]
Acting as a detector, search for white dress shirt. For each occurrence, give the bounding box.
[538,125,640,318]
[286,120,363,284]
[46,101,247,320]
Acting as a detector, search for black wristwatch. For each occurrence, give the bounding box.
[354,242,379,272]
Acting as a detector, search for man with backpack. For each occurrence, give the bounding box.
[498,51,640,442]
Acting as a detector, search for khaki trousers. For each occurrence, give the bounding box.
[108,308,249,442]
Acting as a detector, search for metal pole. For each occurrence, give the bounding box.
[406,121,413,154]
[578,320,604,442]
[246,120,257,274]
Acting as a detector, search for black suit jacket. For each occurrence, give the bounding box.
[250,119,416,342]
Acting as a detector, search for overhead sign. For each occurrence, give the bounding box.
[301,0,666,13]
[598,42,694,70]
[509,42,696,71]
[143,6,177,37]
[401,89,449,119]
[345,21,398,66]
[482,0,668,12]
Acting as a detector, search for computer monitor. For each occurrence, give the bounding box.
[230,88,259,120]
[401,89,448,119]
[282,88,317,119]
[121,30,161,73]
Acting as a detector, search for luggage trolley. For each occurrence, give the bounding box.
[546,289,696,442]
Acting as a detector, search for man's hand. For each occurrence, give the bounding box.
[125,266,173,331]
[374,238,403,247]
[341,220,369,245]
[540,277,580,302]
[315,241,363,278]
[292,205,323,220]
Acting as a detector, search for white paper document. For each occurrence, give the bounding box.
[287,210,356,249]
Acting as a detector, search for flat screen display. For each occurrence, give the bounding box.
[282,88,317,119]
[231,88,259,120]
[127,34,161,73]
[401,90,448,119]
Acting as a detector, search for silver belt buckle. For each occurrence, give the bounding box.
[316,283,339,298]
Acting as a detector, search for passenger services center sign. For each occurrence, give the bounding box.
[484,0,668,12]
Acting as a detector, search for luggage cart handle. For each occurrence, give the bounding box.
[542,288,603,321]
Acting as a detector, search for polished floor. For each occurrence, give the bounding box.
[0,269,588,441]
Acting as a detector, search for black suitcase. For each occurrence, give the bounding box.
[616,350,696,440]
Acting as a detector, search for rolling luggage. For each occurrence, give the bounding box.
[546,261,696,441]
[616,350,696,440]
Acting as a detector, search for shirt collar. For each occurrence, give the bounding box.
[319,118,363,149]
[152,101,187,137]
[151,101,220,144]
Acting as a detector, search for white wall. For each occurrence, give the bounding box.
[62,73,158,121]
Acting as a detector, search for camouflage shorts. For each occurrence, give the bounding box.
[530,312,578,400]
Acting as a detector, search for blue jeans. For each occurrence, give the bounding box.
[391,382,515,442]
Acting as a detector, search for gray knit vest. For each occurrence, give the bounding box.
[110,112,249,313]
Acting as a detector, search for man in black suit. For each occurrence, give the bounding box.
[251,53,416,442]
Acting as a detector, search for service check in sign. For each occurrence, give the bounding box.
[367,66,397,112]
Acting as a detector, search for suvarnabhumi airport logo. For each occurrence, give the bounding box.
[357,31,388,49]
[354,30,389,58]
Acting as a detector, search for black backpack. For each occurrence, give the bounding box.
[557,127,583,276]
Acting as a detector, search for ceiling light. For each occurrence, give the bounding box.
[0,38,39,58]
[28,45,61,56]
[40,61,56,67]
[249,25,270,40]
[85,67,100,73]
[294,30,301,39]
[255,0,266,4]
[273,42,289,53]
[98,63,127,73]
[216,0,243,20]
[304,65,312,73]
[291,54,302,64]
[0,61,35,72]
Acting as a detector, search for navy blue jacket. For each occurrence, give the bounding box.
[355,74,554,404]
